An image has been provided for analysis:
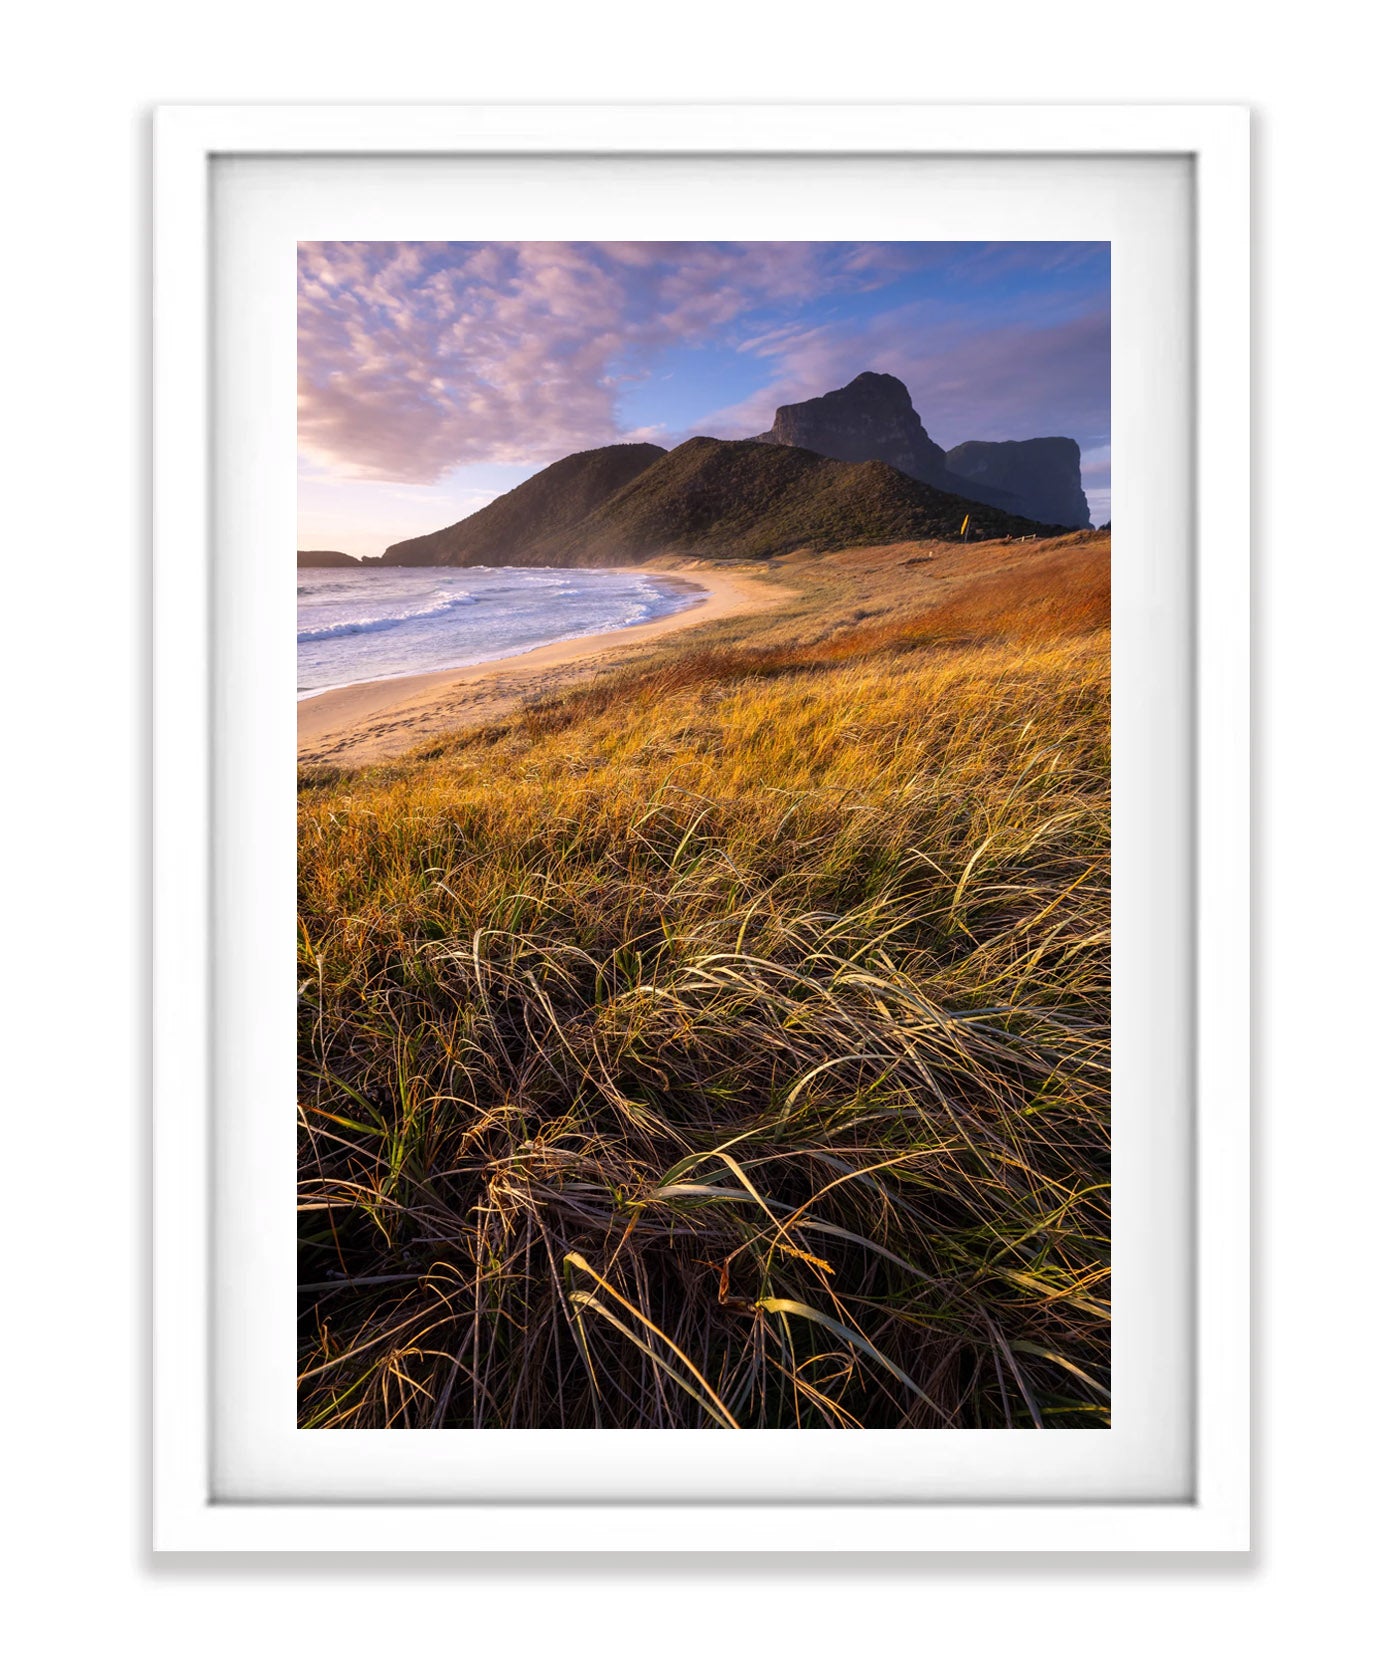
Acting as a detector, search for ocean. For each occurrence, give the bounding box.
[296,565,703,696]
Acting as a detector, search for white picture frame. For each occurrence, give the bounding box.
[153,103,1250,1553]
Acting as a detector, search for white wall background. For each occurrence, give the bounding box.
[3,5,1391,1673]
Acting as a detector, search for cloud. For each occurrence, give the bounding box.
[1079,443,1112,525]
[298,242,1110,491]
[697,302,1110,452]
[1080,444,1112,484]
[297,241,851,482]
[298,242,633,481]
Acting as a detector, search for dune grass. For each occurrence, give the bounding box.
[297,541,1110,1428]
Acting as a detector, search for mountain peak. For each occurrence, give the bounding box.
[754,370,947,484]
[752,370,1090,529]
[846,369,914,398]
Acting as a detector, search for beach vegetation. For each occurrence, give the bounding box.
[297,532,1110,1429]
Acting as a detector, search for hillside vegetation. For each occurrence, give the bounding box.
[379,437,1065,571]
[558,437,1063,559]
[382,442,666,567]
[298,532,1110,1429]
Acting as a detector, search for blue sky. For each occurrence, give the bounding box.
[298,241,1110,555]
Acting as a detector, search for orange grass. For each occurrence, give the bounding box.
[297,537,1111,1428]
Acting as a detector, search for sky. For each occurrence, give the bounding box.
[298,241,1110,555]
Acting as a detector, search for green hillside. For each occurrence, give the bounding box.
[381,442,666,566]
[381,436,1066,570]
[557,437,1065,559]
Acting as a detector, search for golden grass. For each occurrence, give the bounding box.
[297,535,1110,1428]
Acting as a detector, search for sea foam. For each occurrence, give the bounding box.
[296,565,701,696]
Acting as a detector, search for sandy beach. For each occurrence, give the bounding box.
[298,565,784,766]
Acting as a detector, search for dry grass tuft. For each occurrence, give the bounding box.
[298,539,1110,1428]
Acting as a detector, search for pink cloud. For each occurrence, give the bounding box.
[298,242,1109,495]
[298,242,634,482]
[298,242,842,482]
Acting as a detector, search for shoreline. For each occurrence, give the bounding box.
[296,567,710,703]
[297,565,783,766]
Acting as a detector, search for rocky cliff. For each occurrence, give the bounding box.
[752,372,1091,529]
[753,371,952,488]
[944,438,1090,532]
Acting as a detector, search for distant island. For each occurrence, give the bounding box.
[297,549,364,568]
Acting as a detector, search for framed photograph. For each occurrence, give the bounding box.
[153,103,1250,1552]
